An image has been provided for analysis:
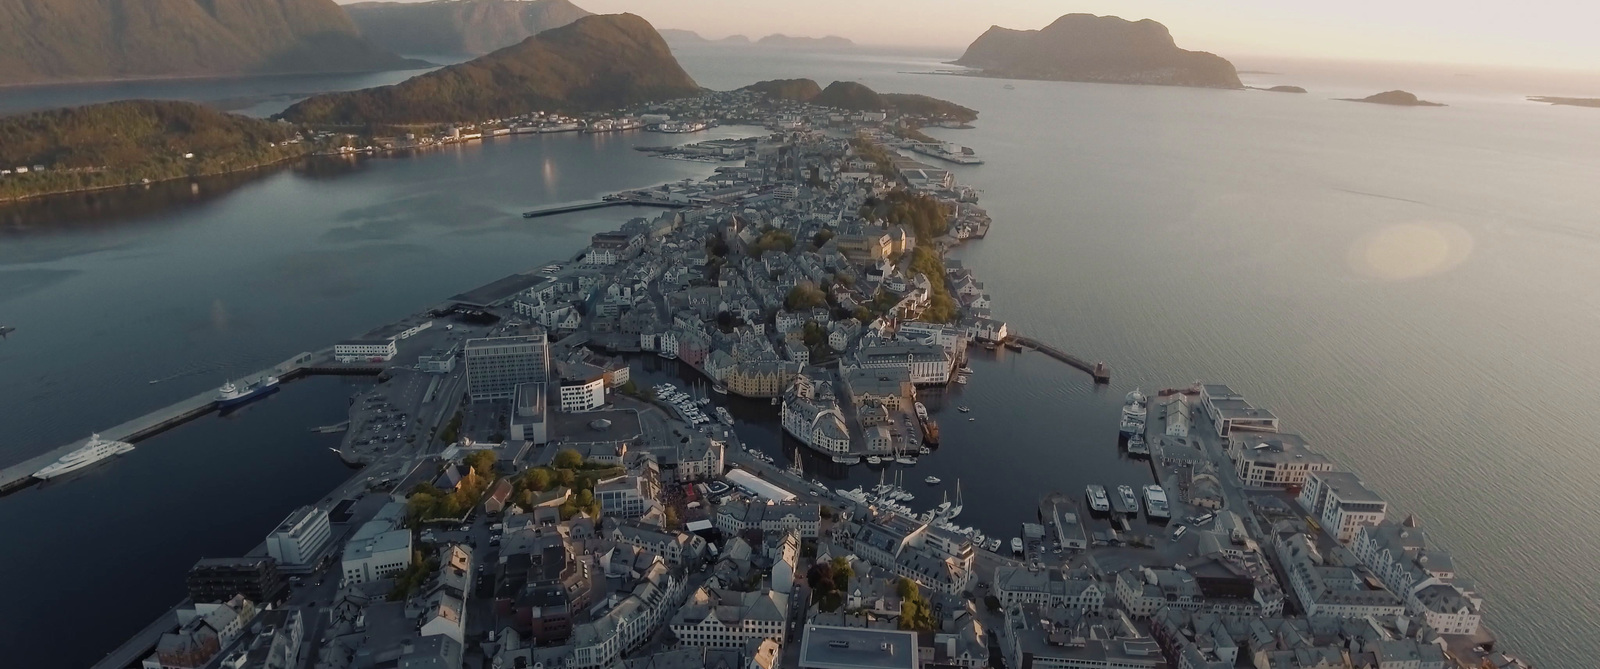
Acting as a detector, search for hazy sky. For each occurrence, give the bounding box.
[570,0,1600,71]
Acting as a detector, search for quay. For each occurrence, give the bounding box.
[520,198,687,219]
[1010,335,1111,383]
[0,353,319,495]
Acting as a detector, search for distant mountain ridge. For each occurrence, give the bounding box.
[954,13,1240,89]
[280,13,700,125]
[0,0,424,85]
[345,0,591,56]
[756,34,853,48]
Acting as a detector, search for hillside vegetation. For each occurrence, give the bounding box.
[0,101,306,202]
[744,79,977,123]
[346,0,590,55]
[280,13,701,126]
[0,0,423,85]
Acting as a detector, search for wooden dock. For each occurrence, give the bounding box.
[0,353,317,494]
[521,198,687,219]
[1010,335,1111,383]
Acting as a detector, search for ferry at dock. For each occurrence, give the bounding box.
[34,434,134,480]
[1115,485,1139,514]
[1085,484,1111,512]
[1143,485,1170,519]
[216,376,280,409]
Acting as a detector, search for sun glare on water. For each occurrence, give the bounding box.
[1349,221,1474,281]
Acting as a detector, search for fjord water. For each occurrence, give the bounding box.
[0,47,1597,665]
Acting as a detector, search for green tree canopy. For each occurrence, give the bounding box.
[786,282,828,311]
[553,448,584,469]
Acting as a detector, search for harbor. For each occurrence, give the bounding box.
[0,353,315,494]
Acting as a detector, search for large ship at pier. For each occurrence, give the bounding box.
[216,376,280,409]
[34,434,135,480]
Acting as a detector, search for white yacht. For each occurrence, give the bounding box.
[924,475,941,484]
[1010,537,1025,555]
[34,434,135,480]
[914,402,929,421]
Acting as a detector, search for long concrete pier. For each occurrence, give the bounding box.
[1011,335,1111,383]
[520,198,687,219]
[0,352,318,494]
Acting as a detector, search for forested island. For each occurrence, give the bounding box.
[1527,96,1600,108]
[1342,90,1445,107]
[0,101,312,203]
[953,13,1241,89]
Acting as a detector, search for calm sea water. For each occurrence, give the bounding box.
[3,47,1599,665]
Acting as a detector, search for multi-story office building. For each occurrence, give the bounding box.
[465,332,549,402]
[186,556,288,604]
[265,506,331,569]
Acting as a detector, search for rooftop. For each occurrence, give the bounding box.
[797,625,918,669]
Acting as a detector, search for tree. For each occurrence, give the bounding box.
[812,228,835,249]
[664,506,680,529]
[802,321,828,348]
[521,468,552,492]
[831,557,854,593]
[896,577,919,599]
[464,449,497,477]
[553,448,583,469]
[786,282,827,311]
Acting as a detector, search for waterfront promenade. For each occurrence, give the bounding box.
[0,352,316,494]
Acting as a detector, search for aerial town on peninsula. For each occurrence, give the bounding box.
[59,90,1535,669]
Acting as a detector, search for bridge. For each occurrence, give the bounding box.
[1010,335,1111,383]
[521,198,688,219]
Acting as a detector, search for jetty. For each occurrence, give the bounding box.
[1010,335,1111,383]
[521,198,687,219]
[0,353,319,494]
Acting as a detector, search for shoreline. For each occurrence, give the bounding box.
[0,154,311,205]
[0,64,435,93]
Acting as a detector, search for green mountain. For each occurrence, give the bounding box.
[0,100,306,202]
[812,81,884,110]
[0,0,425,85]
[954,13,1241,89]
[345,0,591,56]
[744,79,977,123]
[742,79,823,102]
[280,13,701,125]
